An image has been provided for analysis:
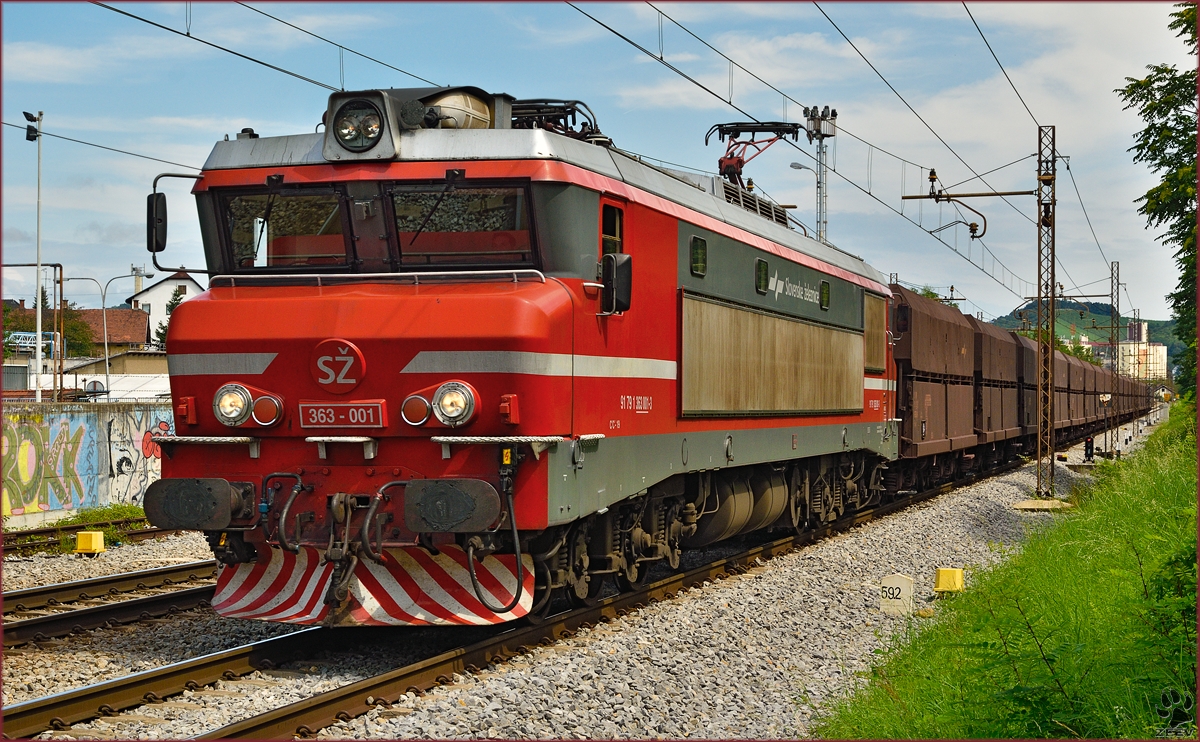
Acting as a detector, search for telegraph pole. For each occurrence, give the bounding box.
[1035,125,1056,499]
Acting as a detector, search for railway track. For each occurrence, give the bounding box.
[4,460,1026,740]
[3,561,218,647]
[3,519,185,556]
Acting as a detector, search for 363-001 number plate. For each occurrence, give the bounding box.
[299,400,387,428]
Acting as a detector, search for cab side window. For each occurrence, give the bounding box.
[601,204,623,255]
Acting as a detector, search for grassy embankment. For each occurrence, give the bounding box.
[815,404,1197,738]
[3,503,147,554]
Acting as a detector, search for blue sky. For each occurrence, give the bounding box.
[2,2,1191,321]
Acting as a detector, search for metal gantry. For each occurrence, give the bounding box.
[1035,125,1056,499]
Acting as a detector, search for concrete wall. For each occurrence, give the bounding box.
[2,402,174,529]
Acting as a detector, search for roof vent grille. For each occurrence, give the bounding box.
[721,181,788,226]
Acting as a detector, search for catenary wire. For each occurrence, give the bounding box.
[814,3,1038,231]
[568,2,1031,300]
[962,3,1039,126]
[93,2,340,92]
[645,2,928,171]
[955,3,1113,297]
[1063,160,1112,266]
[942,153,1035,190]
[234,2,441,87]
[638,3,1046,300]
[2,121,202,170]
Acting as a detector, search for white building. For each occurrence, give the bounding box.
[1119,341,1168,381]
[124,271,204,345]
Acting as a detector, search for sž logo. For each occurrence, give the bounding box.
[310,338,366,394]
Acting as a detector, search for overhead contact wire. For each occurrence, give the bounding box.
[814,2,1034,231]
[234,2,441,87]
[962,3,1040,127]
[646,2,926,170]
[92,2,341,92]
[961,4,1110,295]
[568,2,1030,300]
[2,121,202,170]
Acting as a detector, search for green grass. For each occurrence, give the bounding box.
[814,404,1197,739]
[4,503,147,554]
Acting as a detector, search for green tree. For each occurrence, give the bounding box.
[1117,3,1197,395]
[2,289,95,358]
[918,284,959,310]
[154,288,185,349]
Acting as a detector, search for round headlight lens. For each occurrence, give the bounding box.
[331,100,384,152]
[335,117,359,141]
[213,384,252,426]
[361,114,382,140]
[432,382,476,427]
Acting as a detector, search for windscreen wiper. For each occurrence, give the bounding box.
[252,194,277,261]
[409,169,464,246]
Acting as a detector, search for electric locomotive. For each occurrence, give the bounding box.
[143,86,898,626]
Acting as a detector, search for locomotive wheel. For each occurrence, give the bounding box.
[615,556,650,592]
[567,523,603,607]
[788,467,807,533]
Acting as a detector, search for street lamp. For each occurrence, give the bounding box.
[24,111,43,400]
[64,272,152,401]
[789,162,822,243]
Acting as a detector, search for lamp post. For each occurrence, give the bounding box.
[23,111,43,400]
[789,162,820,243]
[64,272,152,401]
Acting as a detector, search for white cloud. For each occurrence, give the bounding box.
[1,37,204,84]
[75,221,143,246]
[4,227,33,244]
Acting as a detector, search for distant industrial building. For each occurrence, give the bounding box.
[1082,321,1168,381]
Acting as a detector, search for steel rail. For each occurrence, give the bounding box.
[4,522,183,556]
[4,447,1100,739]
[3,561,217,613]
[3,585,215,647]
[3,517,147,543]
[0,628,331,740]
[201,461,1030,740]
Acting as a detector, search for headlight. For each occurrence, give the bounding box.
[332,100,384,152]
[432,382,476,427]
[213,384,252,426]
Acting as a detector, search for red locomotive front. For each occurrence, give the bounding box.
[144,87,898,626]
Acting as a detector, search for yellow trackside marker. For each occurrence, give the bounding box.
[933,567,964,593]
[502,449,512,465]
[74,531,106,555]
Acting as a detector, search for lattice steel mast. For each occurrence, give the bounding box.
[1035,126,1056,499]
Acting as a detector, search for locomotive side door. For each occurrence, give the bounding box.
[573,196,631,433]
[572,195,677,436]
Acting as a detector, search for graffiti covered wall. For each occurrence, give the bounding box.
[2,402,174,527]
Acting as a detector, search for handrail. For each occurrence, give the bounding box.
[210,269,546,288]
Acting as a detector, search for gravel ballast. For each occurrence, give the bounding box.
[2,532,213,591]
[11,412,1161,739]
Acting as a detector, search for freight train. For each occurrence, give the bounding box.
[143,86,1153,626]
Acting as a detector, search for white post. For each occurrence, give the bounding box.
[100,280,113,400]
[816,139,827,244]
[34,111,43,401]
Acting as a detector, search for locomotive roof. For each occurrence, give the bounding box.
[201,129,887,288]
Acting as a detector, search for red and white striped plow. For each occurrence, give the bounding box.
[212,544,534,626]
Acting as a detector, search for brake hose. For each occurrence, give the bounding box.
[466,489,525,615]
